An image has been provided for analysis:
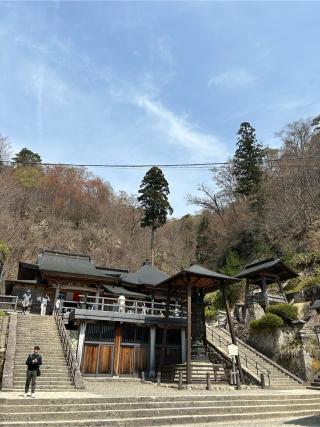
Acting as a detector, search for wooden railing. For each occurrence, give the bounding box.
[206,325,271,387]
[0,295,18,312]
[54,311,85,389]
[61,295,186,318]
[246,292,286,306]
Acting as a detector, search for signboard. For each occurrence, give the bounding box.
[228,343,238,357]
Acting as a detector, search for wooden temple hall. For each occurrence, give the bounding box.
[5,250,241,383]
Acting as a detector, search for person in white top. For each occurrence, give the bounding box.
[55,298,61,313]
[22,290,32,315]
[118,294,125,313]
[40,294,50,316]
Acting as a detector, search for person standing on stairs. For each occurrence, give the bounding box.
[21,290,32,315]
[22,345,42,398]
[40,294,50,316]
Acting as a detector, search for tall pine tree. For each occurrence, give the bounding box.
[233,122,264,198]
[138,167,173,265]
[13,148,42,164]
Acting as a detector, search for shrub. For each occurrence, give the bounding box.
[291,252,320,268]
[285,275,320,293]
[250,313,284,331]
[0,310,6,317]
[266,303,298,323]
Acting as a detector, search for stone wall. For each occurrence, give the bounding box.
[238,320,320,382]
[0,313,9,388]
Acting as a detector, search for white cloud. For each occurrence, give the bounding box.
[133,94,226,160]
[208,69,256,88]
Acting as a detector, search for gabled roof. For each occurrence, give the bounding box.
[156,263,239,292]
[236,257,297,281]
[36,250,123,280]
[121,260,170,287]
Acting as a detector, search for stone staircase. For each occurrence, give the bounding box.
[162,361,227,383]
[1,393,320,425]
[207,326,305,389]
[4,314,74,392]
[310,372,320,388]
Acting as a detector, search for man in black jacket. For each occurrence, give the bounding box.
[22,346,42,398]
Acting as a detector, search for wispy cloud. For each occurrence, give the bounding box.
[266,99,311,112]
[133,94,226,160]
[157,37,176,67]
[208,68,256,88]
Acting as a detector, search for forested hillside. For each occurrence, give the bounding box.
[191,116,320,269]
[0,142,198,289]
[1,114,320,297]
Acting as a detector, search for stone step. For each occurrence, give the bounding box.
[14,376,71,382]
[1,408,320,426]
[13,382,71,388]
[14,364,69,368]
[2,402,320,423]
[15,351,62,354]
[5,385,75,391]
[2,394,320,405]
[3,398,320,413]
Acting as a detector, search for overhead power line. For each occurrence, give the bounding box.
[2,155,320,170]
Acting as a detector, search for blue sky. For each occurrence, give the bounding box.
[0,1,320,217]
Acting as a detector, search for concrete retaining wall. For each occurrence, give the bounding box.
[1,312,17,390]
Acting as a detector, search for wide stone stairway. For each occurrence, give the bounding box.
[1,393,320,426]
[207,325,305,389]
[6,314,74,392]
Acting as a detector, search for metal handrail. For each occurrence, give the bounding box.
[233,332,305,384]
[54,311,85,389]
[207,326,271,386]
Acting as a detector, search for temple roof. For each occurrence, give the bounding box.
[18,250,127,282]
[156,263,239,292]
[236,257,297,281]
[121,260,170,287]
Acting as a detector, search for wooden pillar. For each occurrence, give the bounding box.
[77,321,86,367]
[186,275,192,384]
[113,323,121,376]
[181,327,186,363]
[95,287,100,305]
[53,284,60,315]
[220,282,244,382]
[149,325,156,377]
[159,285,172,370]
[243,281,249,322]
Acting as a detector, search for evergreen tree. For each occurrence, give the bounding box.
[13,148,42,164]
[233,122,264,198]
[138,167,173,265]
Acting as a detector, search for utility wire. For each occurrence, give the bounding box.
[2,155,320,170]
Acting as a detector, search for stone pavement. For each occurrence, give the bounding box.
[1,378,320,399]
[1,381,320,426]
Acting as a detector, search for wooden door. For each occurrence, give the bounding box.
[134,346,148,373]
[119,346,134,375]
[82,344,98,374]
[98,345,113,374]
